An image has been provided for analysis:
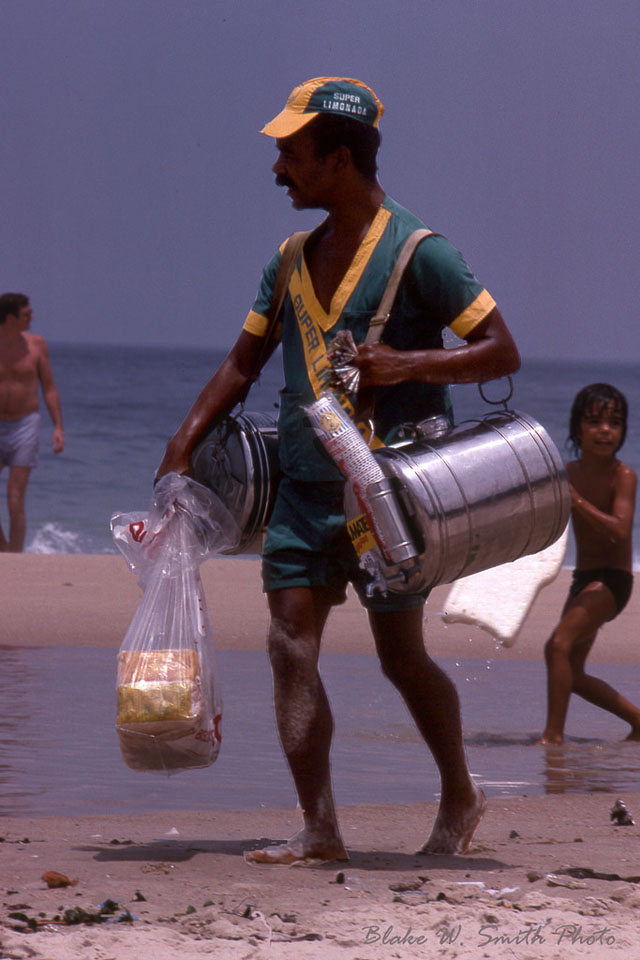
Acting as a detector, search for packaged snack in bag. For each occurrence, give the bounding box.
[110,473,239,773]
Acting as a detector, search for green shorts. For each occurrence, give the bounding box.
[261,476,429,611]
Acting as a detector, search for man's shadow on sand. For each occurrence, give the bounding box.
[78,837,509,873]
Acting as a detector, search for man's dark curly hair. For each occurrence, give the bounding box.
[307,113,381,182]
[0,292,29,325]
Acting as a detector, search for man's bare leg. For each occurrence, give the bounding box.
[369,608,485,855]
[245,586,349,864]
[537,585,616,745]
[7,466,30,552]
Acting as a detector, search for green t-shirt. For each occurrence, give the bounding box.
[244,195,495,481]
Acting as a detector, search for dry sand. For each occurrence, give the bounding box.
[2,553,640,959]
[3,797,640,960]
[2,554,639,663]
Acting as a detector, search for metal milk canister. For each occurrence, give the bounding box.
[343,407,570,595]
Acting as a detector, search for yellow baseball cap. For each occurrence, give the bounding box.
[261,77,384,138]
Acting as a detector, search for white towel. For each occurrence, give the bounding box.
[440,525,569,647]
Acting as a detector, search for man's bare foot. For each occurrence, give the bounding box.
[535,732,564,745]
[418,785,487,856]
[244,828,349,865]
[624,727,640,742]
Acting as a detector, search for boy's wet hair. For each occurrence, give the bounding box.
[569,382,628,455]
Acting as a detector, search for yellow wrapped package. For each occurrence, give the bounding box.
[117,649,200,724]
[116,648,214,771]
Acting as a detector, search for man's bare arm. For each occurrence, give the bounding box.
[156,329,268,479]
[37,338,64,454]
[570,464,637,545]
[353,307,520,387]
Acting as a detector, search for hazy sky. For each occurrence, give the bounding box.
[3,0,638,361]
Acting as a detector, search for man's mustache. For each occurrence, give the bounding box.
[275,174,296,189]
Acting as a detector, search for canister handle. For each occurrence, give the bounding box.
[357,419,376,446]
[478,376,514,410]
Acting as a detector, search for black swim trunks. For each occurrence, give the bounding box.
[569,568,633,618]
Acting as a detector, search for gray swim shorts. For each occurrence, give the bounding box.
[0,412,41,467]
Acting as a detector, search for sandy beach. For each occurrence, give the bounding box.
[3,554,639,663]
[2,553,640,959]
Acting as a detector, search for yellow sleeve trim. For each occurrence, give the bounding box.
[243,310,270,337]
[449,290,496,339]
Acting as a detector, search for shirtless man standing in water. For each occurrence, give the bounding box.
[538,382,640,744]
[0,293,64,552]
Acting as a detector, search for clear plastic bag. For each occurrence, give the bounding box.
[110,473,240,773]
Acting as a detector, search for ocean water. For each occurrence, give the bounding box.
[17,343,640,566]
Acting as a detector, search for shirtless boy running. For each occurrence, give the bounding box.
[538,382,640,744]
[0,293,64,552]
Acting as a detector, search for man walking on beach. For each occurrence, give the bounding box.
[0,293,64,552]
[157,77,520,861]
